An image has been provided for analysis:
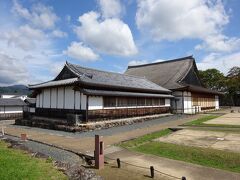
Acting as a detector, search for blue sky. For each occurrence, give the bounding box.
[0,0,240,86]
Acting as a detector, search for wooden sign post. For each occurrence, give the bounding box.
[95,135,104,169]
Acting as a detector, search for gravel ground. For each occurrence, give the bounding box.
[4,134,82,164]
[11,114,192,138]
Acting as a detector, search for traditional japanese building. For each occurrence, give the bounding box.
[125,56,222,114]
[29,62,173,122]
[0,98,26,120]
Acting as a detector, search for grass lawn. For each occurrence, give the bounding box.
[0,140,67,180]
[183,115,220,126]
[119,129,240,173]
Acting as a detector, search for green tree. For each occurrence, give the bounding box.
[226,67,240,106]
[198,69,226,92]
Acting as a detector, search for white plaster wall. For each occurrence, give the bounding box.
[39,93,43,108]
[57,87,64,109]
[43,89,50,108]
[89,96,103,110]
[0,106,23,113]
[184,91,193,114]
[51,88,57,108]
[64,86,75,109]
[81,93,87,110]
[36,94,39,108]
[30,107,35,113]
[165,98,171,107]
[215,95,219,109]
[75,91,81,110]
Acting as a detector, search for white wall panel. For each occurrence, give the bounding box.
[64,86,74,109]
[75,91,81,110]
[81,93,87,110]
[0,106,23,113]
[89,96,103,110]
[57,87,64,109]
[36,94,39,108]
[51,88,57,108]
[215,95,219,109]
[43,89,50,108]
[165,98,170,107]
[39,93,43,108]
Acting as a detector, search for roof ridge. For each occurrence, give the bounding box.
[67,62,150,80]
[127,55,194,69]
[29,77,78,87]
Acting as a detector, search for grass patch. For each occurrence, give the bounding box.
[120,129,172,148]
[120,129,240,173]
[133,142,240,173]
[0,140,66,180]
[183,114,240,128]
[183,115,220,126]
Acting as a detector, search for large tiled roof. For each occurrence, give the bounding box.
[29,62,171,94]
[0,98,26,106]
[125,56,194,90]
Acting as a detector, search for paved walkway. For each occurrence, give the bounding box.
[105,147,240,180]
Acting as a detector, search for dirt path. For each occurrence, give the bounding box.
[4,114,202,153]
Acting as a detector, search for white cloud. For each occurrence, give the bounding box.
[12,0,58,30]
[1,24,45,50]
[0,52,29,86]
[136,0,240,52]
[0,1,66,85]
[52,30,67,38]
[197,52,240,74]
[136,0,228,40]
[63,42,99,61]
[74,11,137,56]
[195,34,240,52]
[98,0,123,18]
[128,60,148,66]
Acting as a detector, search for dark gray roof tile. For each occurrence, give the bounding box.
[0,98,26,106]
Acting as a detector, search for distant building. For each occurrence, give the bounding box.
[24,98,36,113]
[0,94,27,100]
[29,62,173,122]
[0,98,26,120]
[125,56,222,114]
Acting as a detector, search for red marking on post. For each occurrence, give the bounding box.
[95,135,104,169]
[21,133,27,141]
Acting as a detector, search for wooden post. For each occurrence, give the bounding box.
[1,126,4,136]
[150,166,154,178]
[95,135,104,169]
[21,133,27,141]
[117,158,121,168]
